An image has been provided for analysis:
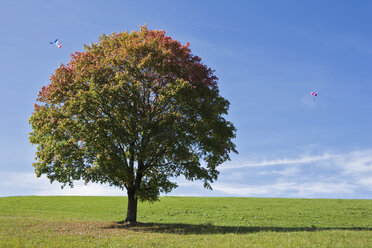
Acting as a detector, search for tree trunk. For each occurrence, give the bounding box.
[125,188,137,223]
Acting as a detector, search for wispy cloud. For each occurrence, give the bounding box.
[36,181,125,196]
[258,166,300,176]
[180,149,372,198]
[337,150,372,173]
[359,177,372,191]
[1,149,372,198]
[220,152,337,169]
[212,181,356,198]
[0,171,124,197]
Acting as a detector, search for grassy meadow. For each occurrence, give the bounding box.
[0,196,371,247]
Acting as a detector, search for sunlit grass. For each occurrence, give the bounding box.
[1,196,371,247]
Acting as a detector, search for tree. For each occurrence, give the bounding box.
[29,26,237,223]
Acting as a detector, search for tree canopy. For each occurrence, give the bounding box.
[29,26,237,222]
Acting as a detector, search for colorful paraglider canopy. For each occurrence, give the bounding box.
[50,39,62,48]
[310,91,318,101]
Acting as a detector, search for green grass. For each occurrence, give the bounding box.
[1,196,371,247]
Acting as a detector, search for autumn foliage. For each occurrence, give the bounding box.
[29,26,237,222]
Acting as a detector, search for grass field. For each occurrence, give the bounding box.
[0,196,371,247]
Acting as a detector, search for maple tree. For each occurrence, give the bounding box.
[29,26,237,223]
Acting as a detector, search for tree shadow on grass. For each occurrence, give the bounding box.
[103,222,372,235]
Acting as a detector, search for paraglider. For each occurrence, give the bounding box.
[50,39,62,48]
[310,91,318,101]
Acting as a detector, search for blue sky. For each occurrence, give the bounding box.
[1,0,371,198]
